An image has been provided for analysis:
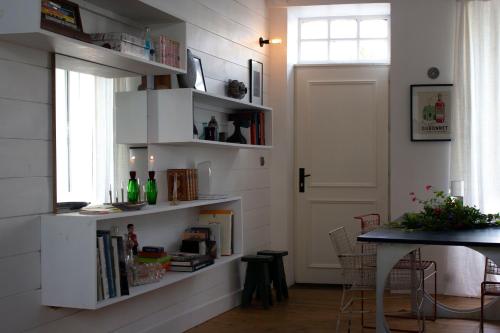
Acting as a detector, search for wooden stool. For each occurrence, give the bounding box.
[257,250,289,301]
[241,255,273,309]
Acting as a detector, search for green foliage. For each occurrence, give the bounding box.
[390,188,500,231]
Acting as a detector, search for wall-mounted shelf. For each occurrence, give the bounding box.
[0,0,187,76]
[41,197,243,309]
[147,89,273,149]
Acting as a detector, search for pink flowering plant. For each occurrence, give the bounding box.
[391,185,500,231]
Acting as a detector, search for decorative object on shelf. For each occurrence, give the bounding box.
[146,171,158,205]
[91,32,149,61]
[411,84,453,141]
[177,49,196,88]
[205,116,219,141]
[129,262,165,286]
[197,161,212,197]
[227,119,250,144]
[219,132,226,142]
[154,75,171,89]
[56,201,89,213]
[127,171,140,203]
[227,80,247,99]
[259,36,282,47]
[389,185,500,231]
[427,67,440,79]
[127,223,139,255]
[40,0,91,42]
[111,202,146,211]
[193,56,207,91]
[193,124,199,139]
[144,27,154,61]
[249,59,264,105]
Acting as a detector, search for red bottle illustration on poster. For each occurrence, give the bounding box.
[435,93,445,123]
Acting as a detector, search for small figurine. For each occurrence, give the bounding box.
[127,223,139,255]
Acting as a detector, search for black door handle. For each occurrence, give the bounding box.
[299,168,311,193]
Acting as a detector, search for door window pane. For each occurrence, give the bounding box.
[330,19,358,39]
[300,41,329,61]
[360,19,388,38]
[359,39,388,61]
[330,40,357,61]
[301,20,328,39]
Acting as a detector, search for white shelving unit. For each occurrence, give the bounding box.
[147,89,273,149]
[0,0,187,76]
[41,197,243,309]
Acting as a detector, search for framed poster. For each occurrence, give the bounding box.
[193,56,207,92]
[411,84,453,141]
[249,59,263,105]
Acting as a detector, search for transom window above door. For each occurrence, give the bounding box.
[299,17,390,64]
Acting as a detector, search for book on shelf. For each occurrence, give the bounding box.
[96,233,110,299]
[167,169,198,201]
[96,231,129,300]
[142,246,165,253]
[170,257,215,272]
[199,210,233,256]
[111,237,121,297]
[170,254,213,267]
[114,236,129,296]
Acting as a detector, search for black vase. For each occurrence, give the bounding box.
[227,122,246,144]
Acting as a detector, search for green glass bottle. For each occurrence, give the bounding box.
[146,171,158,205]
[127,171,140,203]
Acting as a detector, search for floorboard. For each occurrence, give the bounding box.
[188,285,500,333]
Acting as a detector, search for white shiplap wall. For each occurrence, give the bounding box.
[0,1,270,332]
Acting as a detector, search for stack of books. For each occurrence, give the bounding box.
[137,246,171,271]
[169,253,214,272]
[155,36,180,68]
[96,231,129,301]
[199,210,233,256]
[167,169,198,201]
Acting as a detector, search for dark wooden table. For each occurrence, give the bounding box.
[358,226,500,332]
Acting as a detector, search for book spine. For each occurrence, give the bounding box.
[194,169,198,200]
[96,248,103,301]
[115,237,129,296]
[97,236,110,299]
[102,233,116,298]
[260,112,265,145]
[111,237,121,297]
[255,112,260,145]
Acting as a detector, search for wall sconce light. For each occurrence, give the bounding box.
[259,36,282,47]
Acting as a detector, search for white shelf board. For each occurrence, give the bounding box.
[55,197,242,221]
[193,89,272,112]
[168,139,272,150]
[83,0,182,25]
[0,30,186,76]
[96,254,243,309]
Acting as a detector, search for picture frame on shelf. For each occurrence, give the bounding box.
[193,56,207,92]
[410,84,453,141]
[40,0,91,42]
[249,59,263,105]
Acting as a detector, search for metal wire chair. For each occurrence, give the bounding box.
[480,258,500,332]
[329,226,425,333]
[354,214,437,321]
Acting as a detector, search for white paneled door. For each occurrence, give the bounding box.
[294,65,389,283]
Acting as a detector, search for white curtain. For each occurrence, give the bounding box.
[449,0,500,297]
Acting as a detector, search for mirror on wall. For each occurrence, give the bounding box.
[54,54,147,211]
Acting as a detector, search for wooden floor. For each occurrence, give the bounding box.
[188,285,500,333]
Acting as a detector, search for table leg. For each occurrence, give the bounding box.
[377,243,419,333]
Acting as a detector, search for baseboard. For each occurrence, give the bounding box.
[146,289,242,333]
